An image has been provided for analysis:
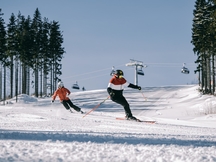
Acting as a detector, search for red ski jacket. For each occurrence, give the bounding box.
[52,87,70,102]
[108,76,130,91]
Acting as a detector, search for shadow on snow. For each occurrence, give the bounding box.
[0,130,215,147]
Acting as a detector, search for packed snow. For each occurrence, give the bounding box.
[0,85,216,162]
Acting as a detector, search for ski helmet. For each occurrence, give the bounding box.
[58,81,64,88]
[115,70,124,77]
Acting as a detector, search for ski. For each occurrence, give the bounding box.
[116,117,156,124]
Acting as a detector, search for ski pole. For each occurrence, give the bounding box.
[82,96,110,118]
[140,89,147,101]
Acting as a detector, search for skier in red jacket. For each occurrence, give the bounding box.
[52,81,84,113]
[107,70,141,121]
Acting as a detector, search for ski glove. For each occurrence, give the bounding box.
[137,86,141,90]
[107,87,115,97]
[109,92,115,97]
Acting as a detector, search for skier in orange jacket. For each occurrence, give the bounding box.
[52,81,84,113]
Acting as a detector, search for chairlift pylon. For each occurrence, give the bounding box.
[72,81,80,90]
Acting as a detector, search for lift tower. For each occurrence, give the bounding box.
[126,59,146,85]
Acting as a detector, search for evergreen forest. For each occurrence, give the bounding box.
[192,0,216,94]
[0,8,64,103]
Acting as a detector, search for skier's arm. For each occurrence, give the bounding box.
[52,91,57,100]
[128,83,141,90]
[65,88,71,95]
[107,87,115,97]
[52,90,58,102]
[107,87,113,94]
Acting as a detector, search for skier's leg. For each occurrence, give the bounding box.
[66,100,82,112]
[61,100,70,110]
[111,96,132,117]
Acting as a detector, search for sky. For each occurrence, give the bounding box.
[0,85,216,161]
[1,0,197,91]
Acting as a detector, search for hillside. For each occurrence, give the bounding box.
[0,85,216,162]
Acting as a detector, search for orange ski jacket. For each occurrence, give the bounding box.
[52,87,71,102]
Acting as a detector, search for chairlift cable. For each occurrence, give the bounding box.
[144,62,195,67]
[62,64,125,79]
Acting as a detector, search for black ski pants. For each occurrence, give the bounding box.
[61,99,81,112]
[111,95,132,117]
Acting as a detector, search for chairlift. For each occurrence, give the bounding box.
[110,66,116,76]
[72,81,80,90]
[181,63,190,74]
[137,65,144,76]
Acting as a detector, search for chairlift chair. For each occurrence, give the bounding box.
[72,81,80,90]
[181,67,190,74]
[181,63,190,74]
[137,69,144,75]
[137,65,144,76]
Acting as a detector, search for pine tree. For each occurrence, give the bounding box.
[208,0,216,93]
[17,15,34,95]
[41,17,51,96]
[31,8,43,97]
[7,13,18,98]
[49,20,64,94]
[0,9,7,102]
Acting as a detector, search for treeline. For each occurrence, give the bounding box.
[192,0,216,94]
[0,8,64,102]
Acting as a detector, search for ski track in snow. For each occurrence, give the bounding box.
[0,85,216,162]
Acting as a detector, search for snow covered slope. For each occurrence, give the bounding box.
[0,85,216,162]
